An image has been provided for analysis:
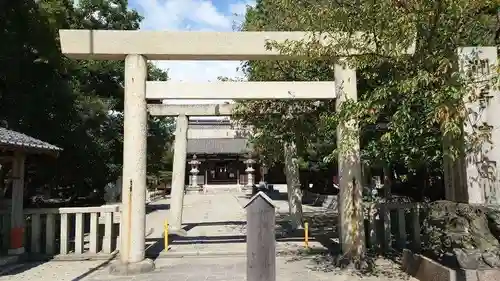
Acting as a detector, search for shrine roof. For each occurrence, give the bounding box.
[0,127,62,155]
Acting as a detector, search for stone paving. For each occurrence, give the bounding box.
[0,260,110,281]
[143,189,328,256]
[85,256,416,281]
[0,188,417,281]
[146,192,250,255]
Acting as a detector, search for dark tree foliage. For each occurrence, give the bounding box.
[0,0,173,196]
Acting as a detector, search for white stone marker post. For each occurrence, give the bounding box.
[245,191,277,281]
[169,114,189,235]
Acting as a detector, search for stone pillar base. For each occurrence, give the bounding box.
[109,258,155,276]
[8,247,24,255]
[185,186,203,192]
[168,227,188,237]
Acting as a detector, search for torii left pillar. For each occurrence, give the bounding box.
[109,54,155,274]
[169,114,189,235]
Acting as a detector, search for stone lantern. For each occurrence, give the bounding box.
[188,154,201,190]
[260,164,268,183]
[244,158,256,188]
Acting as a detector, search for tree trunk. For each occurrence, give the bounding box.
[283,142,303,229]
[383,166,392,199]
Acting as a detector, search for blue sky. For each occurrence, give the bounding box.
[128,0,255,81]
[129,0,252,31]
[127,0,256,105]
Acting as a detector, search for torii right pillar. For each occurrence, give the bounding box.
[443,47,500,205]
[335,59,365,256]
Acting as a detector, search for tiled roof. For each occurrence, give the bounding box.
[187,138,251,154]
[0,127,62,153]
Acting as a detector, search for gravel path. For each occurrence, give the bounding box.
[0,260,109,281]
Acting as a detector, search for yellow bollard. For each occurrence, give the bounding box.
[304,222,309,249]
[125,181,133,260]
[164,220,169,251]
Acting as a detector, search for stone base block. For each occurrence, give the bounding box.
[185,186,203,193]
[109,258,155,276]
[402,249,500,281]
[8,247,25,255]
[168,228,188,237]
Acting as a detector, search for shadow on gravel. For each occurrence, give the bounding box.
[144,209,338,261]
[274,206,411,280]
[146,203,170,214]
[275,211,338,238]
[0,253,117,280]
[240,191,288,201]
[283,243,412,280]
[0,262,44,277]
[181,221,246,232]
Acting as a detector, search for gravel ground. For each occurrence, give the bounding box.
[0,190,417,281]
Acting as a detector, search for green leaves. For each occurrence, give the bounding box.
[0,0,173,194]
[235,0,499,178]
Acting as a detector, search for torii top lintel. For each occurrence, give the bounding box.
[58,30,415,61]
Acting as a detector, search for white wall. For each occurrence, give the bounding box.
[187,123,251,139]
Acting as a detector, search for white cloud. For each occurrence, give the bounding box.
[158,60,243,104]
[229,0,254,17]
[193,1,233,29]
[134,0,256,105]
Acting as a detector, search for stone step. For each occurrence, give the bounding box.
[202,184,245,194]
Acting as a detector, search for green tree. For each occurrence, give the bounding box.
[0,0,174,199]
[236,0,499,263]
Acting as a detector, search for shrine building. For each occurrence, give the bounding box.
[184,117,286,187]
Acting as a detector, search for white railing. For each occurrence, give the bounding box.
[365,202,422,252]
[23,205,120,256]
[0,198,422,257]
[302,190,423,253]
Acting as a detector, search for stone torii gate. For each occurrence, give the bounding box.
[147,81,334,234]
[58,29,415,274]
[147,103,236,235]
[148,81,337,238]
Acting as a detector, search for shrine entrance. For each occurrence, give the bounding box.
[58,29,415,275]
[208,161,237,184]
